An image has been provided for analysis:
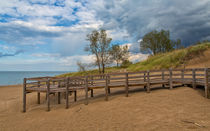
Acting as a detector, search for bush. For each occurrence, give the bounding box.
[121,60,132,68]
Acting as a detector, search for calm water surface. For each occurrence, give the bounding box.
[0,71,69,85]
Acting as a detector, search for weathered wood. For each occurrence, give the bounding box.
[125,73,129,97]
[204,68,209,98]
[23,67,210,112]
[66,78,69,109]
[74,91,77,102]
[58,92,61,104]
[105,75,109,101]
[181,69,184,85]
[91,89,94,97]
[23,78,27,112]
[144,72,146,90]
[85,76,89,105]
[169,69,173,89]
[46,78,50,111]
[37,81,41,104]
[162,70,165,88]
[192,69,196,89]
[147,70,150,93]
[108,88,111,94]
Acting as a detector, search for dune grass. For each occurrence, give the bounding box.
[59,42,210,77]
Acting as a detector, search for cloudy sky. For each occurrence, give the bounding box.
[0,0,210,71]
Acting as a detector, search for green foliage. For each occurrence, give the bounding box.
[121,60,132,68]
[85,29,112,73]
[140,29,182,55]
[59,42,210,77]
[110,44,129,67]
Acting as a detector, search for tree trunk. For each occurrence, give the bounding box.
[95,54,101,73]
[102,64,105,74]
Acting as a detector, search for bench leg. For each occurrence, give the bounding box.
[58,92,61,104]
[23,91,26,112]
[37,92,40,104]
[91,89,94,97]
[66,91,69,109]
[74,91,77,102]
[47,92,50,111]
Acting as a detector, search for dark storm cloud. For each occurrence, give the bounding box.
[0,22,64,45]
[90,0,210,46]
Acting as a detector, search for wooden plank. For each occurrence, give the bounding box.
[85,76,89,105]
[125,73,129,97]
[46,78,50,111]
[149,74,162,77]
[66,78,69,109]
[109,77,126,80]
[128,75,144,79]
[105,75,109,101]
[184,74,193,76]
[195,74,205,77]
[127,71,145,74]
[169,69,173,89]
[147,70,150,93]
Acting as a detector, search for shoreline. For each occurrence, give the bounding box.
[0,84,22,88]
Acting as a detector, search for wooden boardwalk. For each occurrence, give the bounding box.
[23,68,210,112]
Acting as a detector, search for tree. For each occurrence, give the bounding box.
[85,29,112,73]
[121,59,132,68]
[140,30,181,55]
[76,61,87,72]
[110,44,129,67]
[174,39,182,49]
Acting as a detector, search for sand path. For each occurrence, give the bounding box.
[0,85,210,131]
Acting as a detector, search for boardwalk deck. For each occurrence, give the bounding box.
[23,68,210,112]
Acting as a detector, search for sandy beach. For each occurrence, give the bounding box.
[0,85,210,131]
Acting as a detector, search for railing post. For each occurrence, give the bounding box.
[204,68,209,98]
[91,76,94,97]
[85,76,89,105]
[125,73,129,97]
[169,68,173,89]
[37,81,40,104]
[74,91,77,102]
[162,70,165,88]
[105,75,109,101]
[147,70,150,93]
[23,78,27,112]
[47,78,50,111]
[144,72,146,90]
[192,69,196,89]
[181,69,184,86]
[66,77,69,109]
[108,75,111,94]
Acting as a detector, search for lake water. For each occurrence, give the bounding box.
[0,71,69,85]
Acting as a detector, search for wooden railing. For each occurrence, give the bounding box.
[23,68,210,112]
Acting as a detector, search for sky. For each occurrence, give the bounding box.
[0,0,210,71]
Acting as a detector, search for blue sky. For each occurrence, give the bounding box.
[0,0,210,71]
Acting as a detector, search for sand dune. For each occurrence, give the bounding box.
[0,84,210,131]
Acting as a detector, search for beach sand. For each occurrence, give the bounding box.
[0,85,210,131]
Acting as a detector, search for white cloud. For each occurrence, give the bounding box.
[31,53,60,57]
